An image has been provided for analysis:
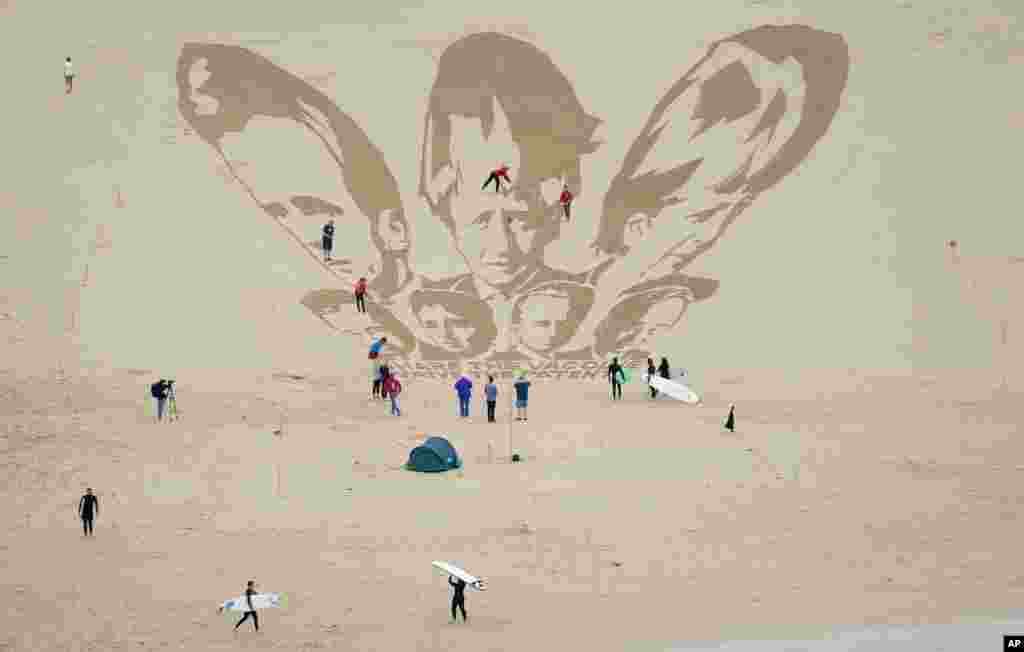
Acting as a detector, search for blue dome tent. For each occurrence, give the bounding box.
[406,436,461,473]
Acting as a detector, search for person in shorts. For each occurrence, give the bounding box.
[513,373,531,421]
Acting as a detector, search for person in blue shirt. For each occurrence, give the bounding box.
[368,337,387,398]
[454,375,473,418]
[484,375,498,423]
[513,374,531,421]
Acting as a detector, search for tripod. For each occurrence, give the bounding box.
[166,384,179,421]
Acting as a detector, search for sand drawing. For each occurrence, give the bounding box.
[176,26,849,378]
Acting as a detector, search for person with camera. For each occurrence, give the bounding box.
[150,379,174,422]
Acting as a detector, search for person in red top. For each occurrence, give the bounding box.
[354,277,368,313]
[559,184,573,220]
[481,165,511,193]
[383,373,402,416]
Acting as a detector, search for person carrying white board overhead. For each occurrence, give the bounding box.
[449,575,468,623]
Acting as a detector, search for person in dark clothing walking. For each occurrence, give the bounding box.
[658,357,671,380]
[449,576,468,623]
[481,164,511,193]
[233,580,260,631]
[647,358,658,398]
[322,220,335,262]
[151,379,170,422]
[484,375,498,423]
[608,357,624,401]
[78,488,98,536]
[724,404,735,433]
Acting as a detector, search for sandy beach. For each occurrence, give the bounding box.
[2,1,1024,650]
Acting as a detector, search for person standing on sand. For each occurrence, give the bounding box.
[481,164,511,193]
[608,357,624,401]
[513,373,531,421]
[322,219,335,262]
[354,277,368,313]
[449,575,468,623]
[78,487,98,537]
[384,373,402,416]
[151,379,169,422]
[559,184,574,221]
[647,358,658,399]
[658,357,671,381]
[454,374,473,418]
[379,363,391,400]
[724,404,735,433]
[368,337,386,398]
[484,375,498,423]
[64,57,74,94]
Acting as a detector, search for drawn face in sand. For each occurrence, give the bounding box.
[176,44,410,291]
[177,28,849,371]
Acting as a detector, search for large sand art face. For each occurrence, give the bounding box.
[176,26,849,379]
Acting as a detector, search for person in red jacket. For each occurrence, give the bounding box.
[481,164,511,193]
[354,277,368,313]
[383,373,402,416]
[559,184,573,220]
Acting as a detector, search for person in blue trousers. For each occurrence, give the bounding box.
[454,375,472,418]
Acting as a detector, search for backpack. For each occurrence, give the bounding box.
[150,381,164,398]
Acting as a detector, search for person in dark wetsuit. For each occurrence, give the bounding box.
[449,575,468,622]
[78,487,98,536]
[608,357,624,401]
[647,357,658,399]
[234,580,260,632]
[322,220,335,262]
[658,357,671,380]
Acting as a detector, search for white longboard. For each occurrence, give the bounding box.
[220,593,284,612]
[432,561,487,590]
[644,374,701,404]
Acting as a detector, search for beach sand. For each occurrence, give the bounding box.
[2,0,1024,650]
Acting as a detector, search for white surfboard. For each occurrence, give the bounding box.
[645,374,701,404]
[432,561,487,590]
[219,593,284,612]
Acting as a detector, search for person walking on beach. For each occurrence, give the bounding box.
[384,373,402,416]
[647,358,658,399]
[724,404,735,433]
[559,184,574,221]
[227,580,260,632]
[78,487,98,537]
[368,337,386,398]
[513,373,531,421]
[64,57,74,94]
[322,219,335,262]
[454,375,473,418]
[150,379,169,422]
[449,575,468,623]
[608,357,624,401]
[481,164,511,193]
[354,277,368,313]
[484,375,498,423]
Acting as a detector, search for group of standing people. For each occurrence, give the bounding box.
[369,337,401,416]
[605,356,673,400]
[453,373,531,422]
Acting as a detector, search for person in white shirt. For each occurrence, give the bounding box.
[64,57,74,94]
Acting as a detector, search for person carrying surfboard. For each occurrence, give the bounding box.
[229,580,260,632]
[449,575,468,623]
[608,357,624,401]
[647,358,658,399]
